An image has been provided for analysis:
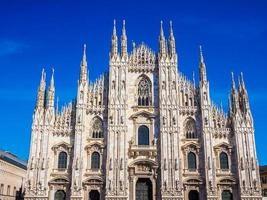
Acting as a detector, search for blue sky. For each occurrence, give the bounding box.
[0,0,266,164]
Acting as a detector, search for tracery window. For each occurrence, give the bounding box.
[58,151,67,170]
[221,190,233,200]
[188,152,197,171]
[137,77,152,106]
[91,117,103,138]
[220,152,229,170]
[55,190,66,200]
[185,118,197,139]
[91,152,100,170]
[138,125,149,145]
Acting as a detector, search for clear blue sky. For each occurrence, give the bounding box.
[0,0,266,165]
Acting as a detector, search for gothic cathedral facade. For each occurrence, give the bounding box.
[25,21,262,200]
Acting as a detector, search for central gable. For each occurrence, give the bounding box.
[128,43,156,72]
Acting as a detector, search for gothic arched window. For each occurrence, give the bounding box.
[55,190,66,200]
[221,190,233,200]
[188,152,197,171]
[138,125,149,145]
[91,152,100,170]
[220,152,229,170]
[137,76,152,106]
[91,117,103,138]
[185,118,197,139]
[58,152,67,170]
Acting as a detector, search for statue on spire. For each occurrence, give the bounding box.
[80,44,88,84]
[121,20,128,58]
[168,20,176,58]
[111,19,118,59]
[47,68,55,108]
[159,20,167,58]
[36,68,46,109]
[199,45,207,83]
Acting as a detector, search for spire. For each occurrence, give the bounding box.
[80,44,88,83]
[121,20,128,58]
[199,45,207,83]
[239,72,251,114]
[231,72,236,90]
[230,72,240,114]
[47,68,55,108]
[240,72,246,89]
[36,68,46,109]
[228,93,232,117]
[168,20,176,58]
[192,71,196,88]
[160,20,165,40]
[111,19,118,58]
[159,20,167,58]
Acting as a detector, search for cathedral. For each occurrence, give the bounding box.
[25,20,263,200]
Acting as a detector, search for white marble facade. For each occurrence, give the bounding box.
[25,21,262,200]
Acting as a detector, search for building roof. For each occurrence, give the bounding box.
[0,150,27,170]
[260,165,267,173]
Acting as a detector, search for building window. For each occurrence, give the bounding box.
[0,184,3,195]
[58,151,68,170]
[91,152,100,170]
[188,152,197,171]
[55,190,66,200]
[185,118,197,139]
[221,190,233,200]
[91,117,104,138]
[7,185,10,196]
[137,76,152,106]
[138,125,149,145]
[13,187,16,196]
[220,152,229,170]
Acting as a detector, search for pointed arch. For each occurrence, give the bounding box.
[220,152,229,170]
[91,116,104,138]
[138,125,149,145]
[136,75,152,106]
[91,152,100,170]
[188,152,197,171]
[58,151,67,170]
[184,117,197,139]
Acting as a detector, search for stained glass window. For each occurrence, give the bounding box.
[138,77,152,106]
[55,190,66,200]
[58,152,67,170]
[220,152,229,170]
[185,118,197,139]
[91,152,100,170]
[221,190,233,200]
[138,125,149,145]
[92,118,103,138]
[188,152,197,171]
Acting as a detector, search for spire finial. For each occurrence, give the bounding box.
[113,19,116,35]
[199,45,207,83]
[80,44,88,83]
[36,68,46,109]
[160,20,164,38]
[231,72,236,89]
[121,20,127,57]
[199,45,204,63]
[50,67,54,89]
[111,19,118,58]
[122,19,126,35]
[83,44,87,62]
[169,20,174,36]
[132,40,136,50]
[240,72,245,87]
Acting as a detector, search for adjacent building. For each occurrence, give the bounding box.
[260,165,267,199]
[0,150,27,200]
[25,21,262,200]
